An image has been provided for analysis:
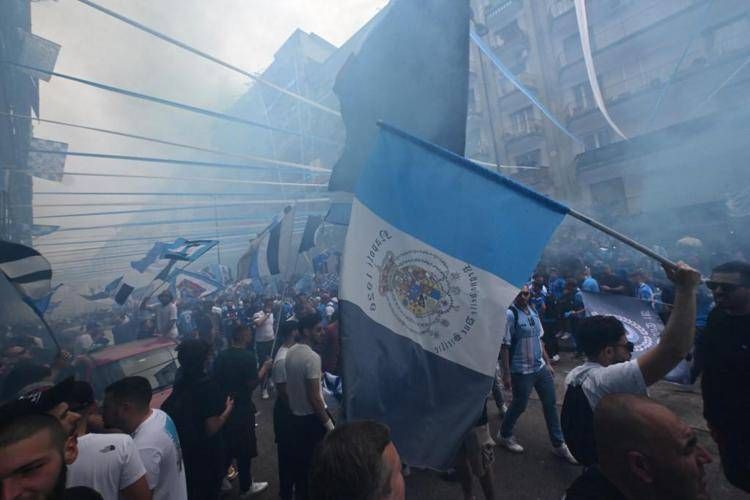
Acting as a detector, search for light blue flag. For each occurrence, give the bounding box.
[340,123,569,470]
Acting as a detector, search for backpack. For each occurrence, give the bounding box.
[561,381,597,466]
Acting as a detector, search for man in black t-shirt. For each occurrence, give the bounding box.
[213,324,272,497]
[165,339,234,500]
[700,261,750,493]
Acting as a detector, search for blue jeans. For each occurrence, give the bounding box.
[500,367,564,447]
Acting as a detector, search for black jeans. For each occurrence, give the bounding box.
[223,412,258,493]
[719,436,750,493]
[289,414,326,500]
[274,398,295,500]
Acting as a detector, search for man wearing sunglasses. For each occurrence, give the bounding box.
[699,261,750,493]
[562,262,700,467]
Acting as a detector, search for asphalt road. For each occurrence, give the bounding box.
[225,353,747,499]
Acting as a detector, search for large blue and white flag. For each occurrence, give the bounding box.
[237,206,296,281]
[340,124,568,470]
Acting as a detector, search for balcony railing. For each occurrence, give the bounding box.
[504,119,544,140]
[549,0,574,19]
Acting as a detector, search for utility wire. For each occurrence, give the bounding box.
[34,232,260,247]
[55,215,311,233]
[26,148,331,174]
[32,191,320,197]
[19,170,328,189]
[3,62,340,146]
[1,112,332,172]
[23,196,329,209]
[75,0,342,118]
[34,198,329,219]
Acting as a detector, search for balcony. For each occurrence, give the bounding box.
[504,119,544,141]
[566,101,596,120]
[549,0,574,19]
[484,0,523,24]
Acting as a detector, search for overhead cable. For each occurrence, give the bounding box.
[0,112,332,172]
[24,197,329,209]
[26,148,332,174]
[75,0,342,118]
[34,198,330,218]
[23,170,328,189]
[3,62,340,146]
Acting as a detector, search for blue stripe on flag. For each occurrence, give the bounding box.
[341,301,490,470]
[355,123,569,286]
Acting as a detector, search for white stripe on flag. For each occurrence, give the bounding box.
[0,255,49,280]
[341,199,518,377]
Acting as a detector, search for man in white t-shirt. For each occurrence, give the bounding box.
[562,262,700,466]
[142,292,179,339]
[67,381,151,500]
[272,320,299,500]
[103,376,187,500]
[253,299,276,400]
[285,312,331,500]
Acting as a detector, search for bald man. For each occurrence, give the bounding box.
[565,394,712,500]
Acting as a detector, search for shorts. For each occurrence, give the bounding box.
[463,425,495,477]
[256,339,274,362]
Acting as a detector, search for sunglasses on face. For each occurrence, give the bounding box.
[613,341,635,353]
[519,291,530,297]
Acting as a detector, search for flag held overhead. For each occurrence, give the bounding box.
[329,0,471,192]
[340,124,568,470]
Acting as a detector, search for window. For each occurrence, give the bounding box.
[514,149,542,167]
[572,83,593,112]
[583,128,612,151]
[510,106,535,134]
[563,33,582,65]
[495,20,523,46]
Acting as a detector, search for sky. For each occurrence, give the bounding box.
[28,0,388,283]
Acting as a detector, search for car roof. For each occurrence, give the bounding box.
[86,337,177,366]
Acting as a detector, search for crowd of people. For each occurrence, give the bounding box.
[1,232,749,499]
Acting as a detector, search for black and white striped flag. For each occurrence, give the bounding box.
[0,241,53,313]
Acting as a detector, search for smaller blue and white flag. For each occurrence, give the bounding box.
[340,124,568,470]
[237,206,296,281]
[82,276,123,301]
[163,239,218,262]
[169,269,224,300]
[131,238,216,277]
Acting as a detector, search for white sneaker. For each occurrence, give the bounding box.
[559,332,571,340]
[497,436,524,453]
[553,443,578,465]
[261,389,270,400]
[240,482,269,497]
[551,354,560,363]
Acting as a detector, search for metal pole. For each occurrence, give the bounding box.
[567,207,678,270]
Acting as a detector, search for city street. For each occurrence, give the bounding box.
[228,352,746,499]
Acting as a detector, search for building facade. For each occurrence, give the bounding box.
[0,0,37,244]
[469,0,750,215]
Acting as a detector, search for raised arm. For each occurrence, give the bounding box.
[637,262,701,386]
